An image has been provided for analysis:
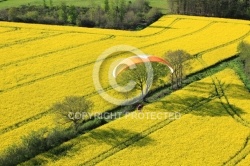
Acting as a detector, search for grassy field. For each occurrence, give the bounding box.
[1,15,250,165]
[0,0,169,12]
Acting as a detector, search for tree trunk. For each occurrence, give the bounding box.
[171,73,174,90]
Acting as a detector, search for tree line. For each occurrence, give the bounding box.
[117,50,192,103]
[167,0,250,19]
[0,0,162,30]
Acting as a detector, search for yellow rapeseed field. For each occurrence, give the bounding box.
[0,28,61,46]
[0,16,210,132]
[20,68,250,165]
[96,69,250,166]
[1,15,250,161]
[238,154,250,166]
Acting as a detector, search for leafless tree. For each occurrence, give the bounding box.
[165,50,192,89]
[53,96,93,131]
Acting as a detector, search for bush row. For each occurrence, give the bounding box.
[0,0,162,30]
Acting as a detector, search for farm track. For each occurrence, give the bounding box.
[0,21,244,136]
[82,95,218,166]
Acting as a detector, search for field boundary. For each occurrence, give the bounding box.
[0,18,177,38]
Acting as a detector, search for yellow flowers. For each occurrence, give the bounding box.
[1,15,250,161]
[98,115,249,166]
[21,68,250,165]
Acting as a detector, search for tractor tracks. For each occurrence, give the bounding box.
[0,34,115,69]
[1,19,249,140]
[0,22,216,135]
[223,135,250,166]
[197,56,250,166]
[0,21,214,94]
[0,32,66,49]
[0,22,240,137]
[194,30,250,58]
[197,57,250,127]
[82,95,218,166]
[0,26,20,34]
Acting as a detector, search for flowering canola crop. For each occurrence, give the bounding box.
[20,68,250,165]
[1,15,250,160]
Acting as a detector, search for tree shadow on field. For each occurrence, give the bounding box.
[25,143,75,165]
[88,128,155,147]
[25,128,155,165]
[187,81,250,100]
[153,81,249,117]
[157,96,246,117]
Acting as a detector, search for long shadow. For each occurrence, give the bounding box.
[154,95,247,120]
[88,128,155,147]
[156,97,232,117]
[23,143,75,165]
[26,128,154,165]
[186,81,250,100]
[152,81,248,117]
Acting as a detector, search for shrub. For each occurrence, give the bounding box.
[0,0,162,30]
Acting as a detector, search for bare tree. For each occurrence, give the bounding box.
[164,50,192,89]
[53,96,93,131]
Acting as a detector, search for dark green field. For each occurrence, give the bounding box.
[0,0,169,13]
